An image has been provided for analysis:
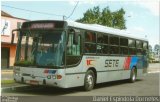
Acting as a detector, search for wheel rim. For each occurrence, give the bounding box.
[132,72,136,81]
[86,74,93,89]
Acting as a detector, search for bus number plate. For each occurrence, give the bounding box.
[30,80,39,85]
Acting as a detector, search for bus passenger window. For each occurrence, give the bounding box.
[85,31,96,43]
[129,48,136,55]
[137,49,143,55]
[85,43,96,53]
[109,36,119,45]
[97,45,108,54]
[109,46,119,54]
[136,40,143,48]
[129,39,136,47]
[120,47,128,55]
[143,42,148,49]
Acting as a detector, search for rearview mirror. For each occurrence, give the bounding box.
[68,28,80,45]
[11,29,20,44]
[73,33,79,45]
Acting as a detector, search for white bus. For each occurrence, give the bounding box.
[12,20,148,91]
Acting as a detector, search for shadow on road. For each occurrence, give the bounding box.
[94,79,142,89]
[2,79,143,96]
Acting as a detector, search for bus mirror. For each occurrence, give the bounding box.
[73,33,78,45]
[11,33,15,44]
[68,28,79,45]
[11,29,20,44]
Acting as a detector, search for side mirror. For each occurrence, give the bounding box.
[73,33,79,45]
[68,28,80,45]
[11,29,20,44]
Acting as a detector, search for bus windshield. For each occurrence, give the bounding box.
[15,30,66,68]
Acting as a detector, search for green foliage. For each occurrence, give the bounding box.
[1,80,15,84]
[76,6,126,29]
[154,44,160,53]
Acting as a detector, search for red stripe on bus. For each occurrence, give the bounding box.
[124,57,131,70]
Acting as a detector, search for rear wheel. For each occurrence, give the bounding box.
[130,68,137,83]
[84,70,95,91]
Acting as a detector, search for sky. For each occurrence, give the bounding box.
[1,0,160,48]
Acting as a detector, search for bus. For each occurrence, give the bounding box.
[12,20,148,91]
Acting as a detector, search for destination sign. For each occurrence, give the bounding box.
[30,23,55,29]
[21,21,65,29]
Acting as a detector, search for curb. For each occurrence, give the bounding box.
[148,71,160,74]
[1,70,13,74]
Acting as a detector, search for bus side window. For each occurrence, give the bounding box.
[84,31,96,54]
[67,33,81,56]
[66,29,81,65]
[85,43,96,53]
[85,31,96,43]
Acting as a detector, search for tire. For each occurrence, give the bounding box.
[130,68,137,83]
[84,70,95,91]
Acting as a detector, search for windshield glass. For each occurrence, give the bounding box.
[15,30,66,68]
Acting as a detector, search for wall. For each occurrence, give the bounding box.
[1,16,27,67]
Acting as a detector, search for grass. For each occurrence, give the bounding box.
[1,80,15,84]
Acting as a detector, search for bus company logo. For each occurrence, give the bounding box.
[44,69,57,74]
[86,60,95,66]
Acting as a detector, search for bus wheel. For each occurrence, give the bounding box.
[130,68,137,83]
[84,70,95,91]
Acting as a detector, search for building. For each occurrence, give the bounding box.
[1,10,28,69]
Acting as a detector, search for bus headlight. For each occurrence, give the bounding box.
[51,75,62,79]
[52,75,56,79]
[15,72,21,76]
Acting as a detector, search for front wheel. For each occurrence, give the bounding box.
[130,68,137,83]
[84,70,95,91]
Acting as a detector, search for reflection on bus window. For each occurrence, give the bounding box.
[85,31,96,42]
[97,45,108,54]
[136,40,143,48]
[129,39,136,47]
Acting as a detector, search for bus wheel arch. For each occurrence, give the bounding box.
[130,66,137,83]
[84,67,97,91]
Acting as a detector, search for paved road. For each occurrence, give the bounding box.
[2,73,159,96]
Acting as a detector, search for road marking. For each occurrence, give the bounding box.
[148,71,160,74]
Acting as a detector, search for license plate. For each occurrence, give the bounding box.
[30,80,39,85]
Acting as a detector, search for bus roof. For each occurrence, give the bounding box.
[66,20,148,41]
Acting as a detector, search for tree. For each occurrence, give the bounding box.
[76,6,126,29]
[148,45,153,61]
[149,45,152,53]
[154,44,160,55]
